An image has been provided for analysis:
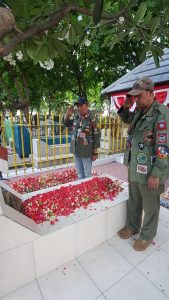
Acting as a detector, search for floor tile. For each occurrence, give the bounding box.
[154,222,169,246]
[78,242,133,292]
[108,220,169,268]
[137,248,169,297]
[104,269,168,300]
[38,259,100,300]
[95,296,106,300]
[160,238,169,254]
[0,281,43,300]
[108,234,156,266]
[159,207,169,228]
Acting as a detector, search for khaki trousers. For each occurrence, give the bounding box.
[127,182,164,241]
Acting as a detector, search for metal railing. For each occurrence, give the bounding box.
[0,112,128,176]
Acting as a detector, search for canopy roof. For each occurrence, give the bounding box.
[102,48,169,96]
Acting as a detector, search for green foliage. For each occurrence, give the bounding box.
[0,0,169,113]
[0,0,168,65]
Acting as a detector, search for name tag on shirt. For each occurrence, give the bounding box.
[137,164,147,174]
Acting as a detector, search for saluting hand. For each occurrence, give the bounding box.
[66,106,74,117]
[123,95,133,109]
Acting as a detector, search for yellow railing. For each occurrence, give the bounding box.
[0,113,128,175]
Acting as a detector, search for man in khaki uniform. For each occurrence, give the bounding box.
[64,97,100,179]
[117,77,169,251]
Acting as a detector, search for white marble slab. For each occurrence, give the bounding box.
[78,242,133,292]
[0,216,39,253]
[0,280,43,300]
[33,224,76,277]
[38,259,101,300]
[104,268,168,300]
[0,243,35,298]
[137,248,169,298]
[75,210,107,257]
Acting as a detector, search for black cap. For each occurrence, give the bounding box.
[74,96,88,105]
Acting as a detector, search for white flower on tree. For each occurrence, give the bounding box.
[39,59,54,70]
[118,16,125,24]
[3,53,16,66]
[16,51,23,61]
[77,15,83,21]
[84,39,91,47]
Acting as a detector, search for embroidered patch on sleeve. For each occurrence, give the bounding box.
[157,132,168,144]
[156,146,169,159]
[136,165,147,174]
[157,121,167,131]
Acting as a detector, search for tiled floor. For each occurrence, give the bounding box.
[1,207,169,300]
[1,161,169,300]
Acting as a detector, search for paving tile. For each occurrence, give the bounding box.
[78,242,133,292]
[108,234,156,266]
[159,207,169,228]
[160,238,169,254]
[0,280,43,300]
[38,259,100,300]
[137,248,169,298]
[95,296,106,300]
[108,220,169,266]
[104,269,168,300]
[154,222,169,246]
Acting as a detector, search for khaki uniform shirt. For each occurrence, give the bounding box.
[118,101,169,184]
[64,110,100,158]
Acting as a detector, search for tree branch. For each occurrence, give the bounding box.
[0,4,126,57]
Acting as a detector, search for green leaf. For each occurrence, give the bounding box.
[25,39,40,60]
[93,0,103,25]
[149,17,160,35]
[139,46,148,62]
[59,24,69,39]
[35,43,49,62]
[135,2,147,23]
[7,0,30,19]
[72,22,85,39]
[152,49,160,67]
[109,31,129,49]
[143,11,152,25]
[51,39,68,57]
[69,25,77,44]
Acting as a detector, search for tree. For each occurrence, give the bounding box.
[0,0,168,65]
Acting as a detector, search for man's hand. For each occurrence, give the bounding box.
[148,176,159,189]
[123,95,134,109]
[66,106,74,117]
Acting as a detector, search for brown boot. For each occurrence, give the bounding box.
[133,239,152,251]
[118,227,139,239]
